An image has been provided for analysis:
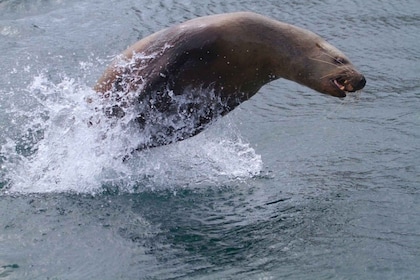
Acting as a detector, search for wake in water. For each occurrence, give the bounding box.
[0,69,262,194]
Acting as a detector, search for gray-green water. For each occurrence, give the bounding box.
[1,0,419,279]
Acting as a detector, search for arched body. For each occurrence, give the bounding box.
[95,12,366,148]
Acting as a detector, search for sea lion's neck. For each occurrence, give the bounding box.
[263,24,320,81]
[214,24,314,105]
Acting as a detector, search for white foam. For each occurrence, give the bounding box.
[1,72,262,194]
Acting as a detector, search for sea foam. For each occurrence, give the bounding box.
[1,69,262,194]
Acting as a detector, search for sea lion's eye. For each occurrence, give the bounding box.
[334,57,348,65]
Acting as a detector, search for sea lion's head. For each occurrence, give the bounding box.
[279,32,366,98]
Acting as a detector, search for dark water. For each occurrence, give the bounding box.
[1,0,419,279]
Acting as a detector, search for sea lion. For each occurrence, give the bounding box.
[95,12,366,149]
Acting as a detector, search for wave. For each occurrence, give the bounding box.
[0,70,262,194]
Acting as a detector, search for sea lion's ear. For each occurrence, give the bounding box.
[315,42,325,50]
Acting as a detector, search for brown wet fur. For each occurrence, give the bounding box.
[95,12,366,148]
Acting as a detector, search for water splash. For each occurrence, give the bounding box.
[0,71,262,194]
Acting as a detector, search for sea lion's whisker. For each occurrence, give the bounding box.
[321,51,346,65]
[319,72,337,80]
[310,56,354,75]
[325,94,354,118]
[308,57,337,67]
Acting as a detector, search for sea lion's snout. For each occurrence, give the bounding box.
[334,74,366,92]
[355,75,366,91]
[329,72,366,97]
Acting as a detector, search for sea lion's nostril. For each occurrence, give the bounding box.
[356,75,366,90]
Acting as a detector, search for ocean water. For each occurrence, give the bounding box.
[0,0,419,279]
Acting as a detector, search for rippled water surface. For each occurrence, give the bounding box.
[1,0,419,279]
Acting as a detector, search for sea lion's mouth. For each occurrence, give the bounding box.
[332,77,353,94]
[331,75,366,97]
